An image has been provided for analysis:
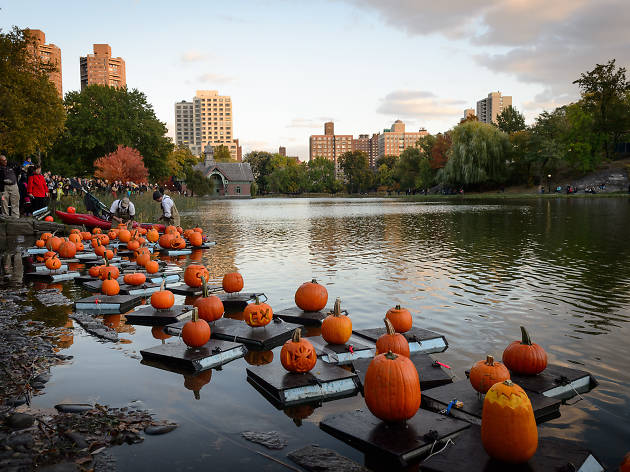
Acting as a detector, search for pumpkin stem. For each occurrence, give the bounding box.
[384,350,398,360]
[503,379,514,387]
[311,278,318,284]
[384,318,396,335]
[254,295,261,305]
[291,328,302,343]
[160,280,165,291]
[332,298,342,316]
[395,304,401,310]
[520,326,533,345]
[192,306,199,322]
[201,276,208,298]
[486,355,494,366]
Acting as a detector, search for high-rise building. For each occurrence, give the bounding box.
[80,44,126,90]
[278,146,286,157]
[369,133,380,168]
[377,120,428,159]
[309,122,353,172]
[24,29,62,98]
[175,90,238,161]
[463,108,475,121]
[476,92,512,124]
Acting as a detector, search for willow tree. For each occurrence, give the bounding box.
[441,120,510,186]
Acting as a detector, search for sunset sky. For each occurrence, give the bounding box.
[3,0,628,160]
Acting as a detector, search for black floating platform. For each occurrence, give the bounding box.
[420,424,604,472]
[25,271,80,282]
[169,282,223,296]
[140,339,246,371]
[215,292,265,310]
[125,305,193,326]
[353,327,448,354]
[82,279,161,296]
[320,408,470,466]
[211,317,301,350]
[353,353,453,393]
[509,364,598,400]
[247,359,358,407]
[74,294,142,314]
[275,306,332,326]
[307,335,374,364]
[422,380,561,425]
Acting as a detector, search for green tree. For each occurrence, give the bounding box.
[167,145,198,178]
[267,163,308,194]
[562,103,604,172]
[528,109,567,181]
[338,151,372,193]
[376,164,394,189]
[442,120,510,186]
[496,105,526,134]
[0,27,65,158]
[184,167,214,196]
[394,147,434,191]
[506,129,536,185]
[213,145,233,162]
[49,85,173,178]
[244,150,274,194]
[375,155,397,170]
[307,157,337,193]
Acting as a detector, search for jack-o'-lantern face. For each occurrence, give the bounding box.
[280,329,317,373]
[243,297,273,327]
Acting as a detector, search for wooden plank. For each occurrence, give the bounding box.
[74,294,142,314]
[353,327,448,354]
[124,304,193,326]
[140,339,246,371]
[211,317,301,350]
[509,364,597,400]
[275,306,331,326]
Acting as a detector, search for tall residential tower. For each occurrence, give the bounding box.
[24,29,62,98]
[476,92,512,124]
[80,44,126,89]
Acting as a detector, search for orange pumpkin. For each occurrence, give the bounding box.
[194,277,224,322]
[103,249,115,260]
[127,239,140,251]
[80,231,92,241]
[136,252,151,267]
[92,227,102,234]
[502,327,547,376]
[68,233,82,245]
[188,231,203,247]
[41,232,53,241]
[165,225,178,234]
[97,234,110,245]
[108,229,118,240]
[364,351,421,422]
[35,239,46,248]
[118,229,131,243]
[44,251,56,260]
[469,355,511,394]
[193,227,203,233]
[75,241,85,252]
[481,380,538,463]
[244,296,273,327]
[158,233,175,249]
[58,240,77,259]
[181,308,211,348]
[170,237,186,249]
[280,328,317,373]
[123,273,146,286]
[146,228,159,243]
[102,273,120,296]
[375,318,410,357]
[620,453,630,472]
[46,236,63,252]
[321,298,352,345]
[145,260,159,274]
[137,227,147,235]
[150,281,175,310]
[94,242,106,258]
[89,265,102,278]
[184,264,210,288]
[99,259,120,280]
[45,256,62,271]
[295,279,328,312]
[222,272,243,293]
[385,305,413,333]
[151,326,171,341]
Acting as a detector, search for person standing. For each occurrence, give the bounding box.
[0,155,20,217]
[110,196,135,224]
[153,190,180,226]
[27,166,49,212]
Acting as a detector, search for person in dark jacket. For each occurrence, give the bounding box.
[0,155,20,217]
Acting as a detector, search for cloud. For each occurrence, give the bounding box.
[377,90,466,118]
[286,117,334,128]
[198,73,234,84]
[181,50,207,62]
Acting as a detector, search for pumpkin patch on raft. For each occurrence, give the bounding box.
[243,296,273,327]
[385,304,413,333]
[194,277,224,323]
[184,264,210,288]
[181,307,211,348]
[150,281,175,310]
[222,272,244,293]
[502,326,547,375]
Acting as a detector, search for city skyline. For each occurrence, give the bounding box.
[3,0,629,161]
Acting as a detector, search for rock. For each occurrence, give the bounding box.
[64,431,88,449]
[7,433,33,449]
[5,398,27,407]
[34,372,51,383]
[39,462,80,472]
[288,445,369,472]
[54,404,93,414]
[55,354,74,360]
[241,431,288,450]
[144,424,178,435]
[6,413,34,430]
[35,289,72,306]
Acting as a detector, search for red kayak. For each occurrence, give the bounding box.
[55,210,166,232]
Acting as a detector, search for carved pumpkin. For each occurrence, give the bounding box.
[364,351,421,422]
[280,328,317,373]
[244,296,273,327]
[194,277,224,322]
[44,251,56,260]
[184,264,210,288]
[244,350,274,366]
[321,298,352,345]
[188,231,203,247]
[145,260,159,274]
[193,227,203,233]
[181,308,211,348]
[295,279,328,312]
[89,265,102,278]
[123,273,146,286]
[137,227,147,235]
[183,369,213,400]
[68,233,82,245]
[108,229,118,240]
[170,237,186,249]
[222,272,244,293]
[118,229,132,243]
[97,234,110,245]
[45,256,62,271]
[385,305,413,333]
[470,355,511,394]
[99,259,120,280]
[58,240,77,259]
[502,327,547,375]
[481,380,538,463]
[150,281,175,310]
[166,225,178,234]
[158,233,175,249]
[41,232,53,241]
[92,227,102,234]
[102,273,120,296]
[375,318,410,357]
[80,231,92,241]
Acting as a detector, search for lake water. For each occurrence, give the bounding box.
[2,197,630,470]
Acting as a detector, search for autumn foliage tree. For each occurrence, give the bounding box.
[94,146,149,183]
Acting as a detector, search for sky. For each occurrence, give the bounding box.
[2,0,629,161]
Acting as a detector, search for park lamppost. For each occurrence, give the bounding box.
[547,174,552,193]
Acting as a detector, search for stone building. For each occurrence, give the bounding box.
[194,147,254,197]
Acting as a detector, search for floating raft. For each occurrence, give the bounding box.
[215,292,265,310]
[75,252,99,261]
[353,327,448,354]
[353,353,453,392]
[82,279,162,296]
[320,409,470,467]
[275,306,333,326]
[32,263,68,274]
[125,305,193,326]
[422,380,561,425]
[169,282,223,297]
[510,364,598,400]
[159,248,192,256]
[420,425,604,472]
[211,317,301,349]
[25,247,48,255]
[25,271,80,282]
[140,339,246,371]
[74,294,142,314]
[247,359,358,407]
[306,335,373,364]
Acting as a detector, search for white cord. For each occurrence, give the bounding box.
[423,438,455,462]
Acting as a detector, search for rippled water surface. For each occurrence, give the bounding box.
[3,197,630,470]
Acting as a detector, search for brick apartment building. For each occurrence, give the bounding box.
[25,29,62,98]
[80,44,126,89]
[377,120,428,159]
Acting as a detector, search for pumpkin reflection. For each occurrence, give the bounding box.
[183,369,213,400]
[244,350,273,366]
[189,249,203,262]
[151,326,171,344]
[55,319,74,349]
[225,310,245,321]
[283,403,315,427]
[102,315,135,334]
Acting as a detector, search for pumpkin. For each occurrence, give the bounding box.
[364,351,421,422]
[188,231,203,247]
[244,350,274,366]
[123,273,146,286]
[118,229,131,243]
[283,403,315,427]
[45,256,62,271]
[620,453,630,472]
[145,260,159,274]
[44,215,54,222]
[181,307,211,348]
[170,237,187,249]
[80,231,92,241]
[295,279,328,312]
[44,251,56,260]
[127,239,140,251]
[89,265,102,278]
[222,272,244,293]
[165,225,178,234]
[99,259,120,280]
[41,232,53,241]
[375,318,410,357]
[183,369,213,400]
[146,228,159,243]
[136,252,151,267]
[103,314,122,330]
[108,229,118,240]
[65,206,75,214]
[194,277,224,322]
[280,328,317,373]
[68,233,82,245]
[75,241,85,252]
[385,305,413,333]
[184,264,210,288]
[321,298,352,345]
[183,229,194,240]
[46,235,63,252]
[193,227,203,233]
[103,249,115,260]
[35,239,46,248]
[58,240,77,259]
[502,326,547,375]
[94,242,106,258]
[102,273,120,296]
[158,233,175,249]
[151,326,171,341]
[150,281,175,310]
[117,223,128,230]
[244,296,273,327]
[469,355,511,394]
[137,237,146,245]
[481,380,538,463]
[97,234,110,245]
[138,227,147,235]
[92,227,102,234]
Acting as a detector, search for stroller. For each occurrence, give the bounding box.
[71,179,112,220]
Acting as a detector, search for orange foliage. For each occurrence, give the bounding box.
[94,145,149,183]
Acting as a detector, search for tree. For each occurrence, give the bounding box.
[167,145,198,178]
[213,145,233,162]
[496,105,526,134]
[376,163,394,189]
[528,109,568,181]
[94,146,149,183]
[429,133,451,169]
[244,151,274,194]
[375,155,398,170]
[0,27,65,158]
[307,157,337,193]
[183,167,213,196]
[49,85,173,178]
[267,163,308,194]
[394,147,434,191]
[442,120,510,186]
[562,103,603,172]
[338,151,372,193]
